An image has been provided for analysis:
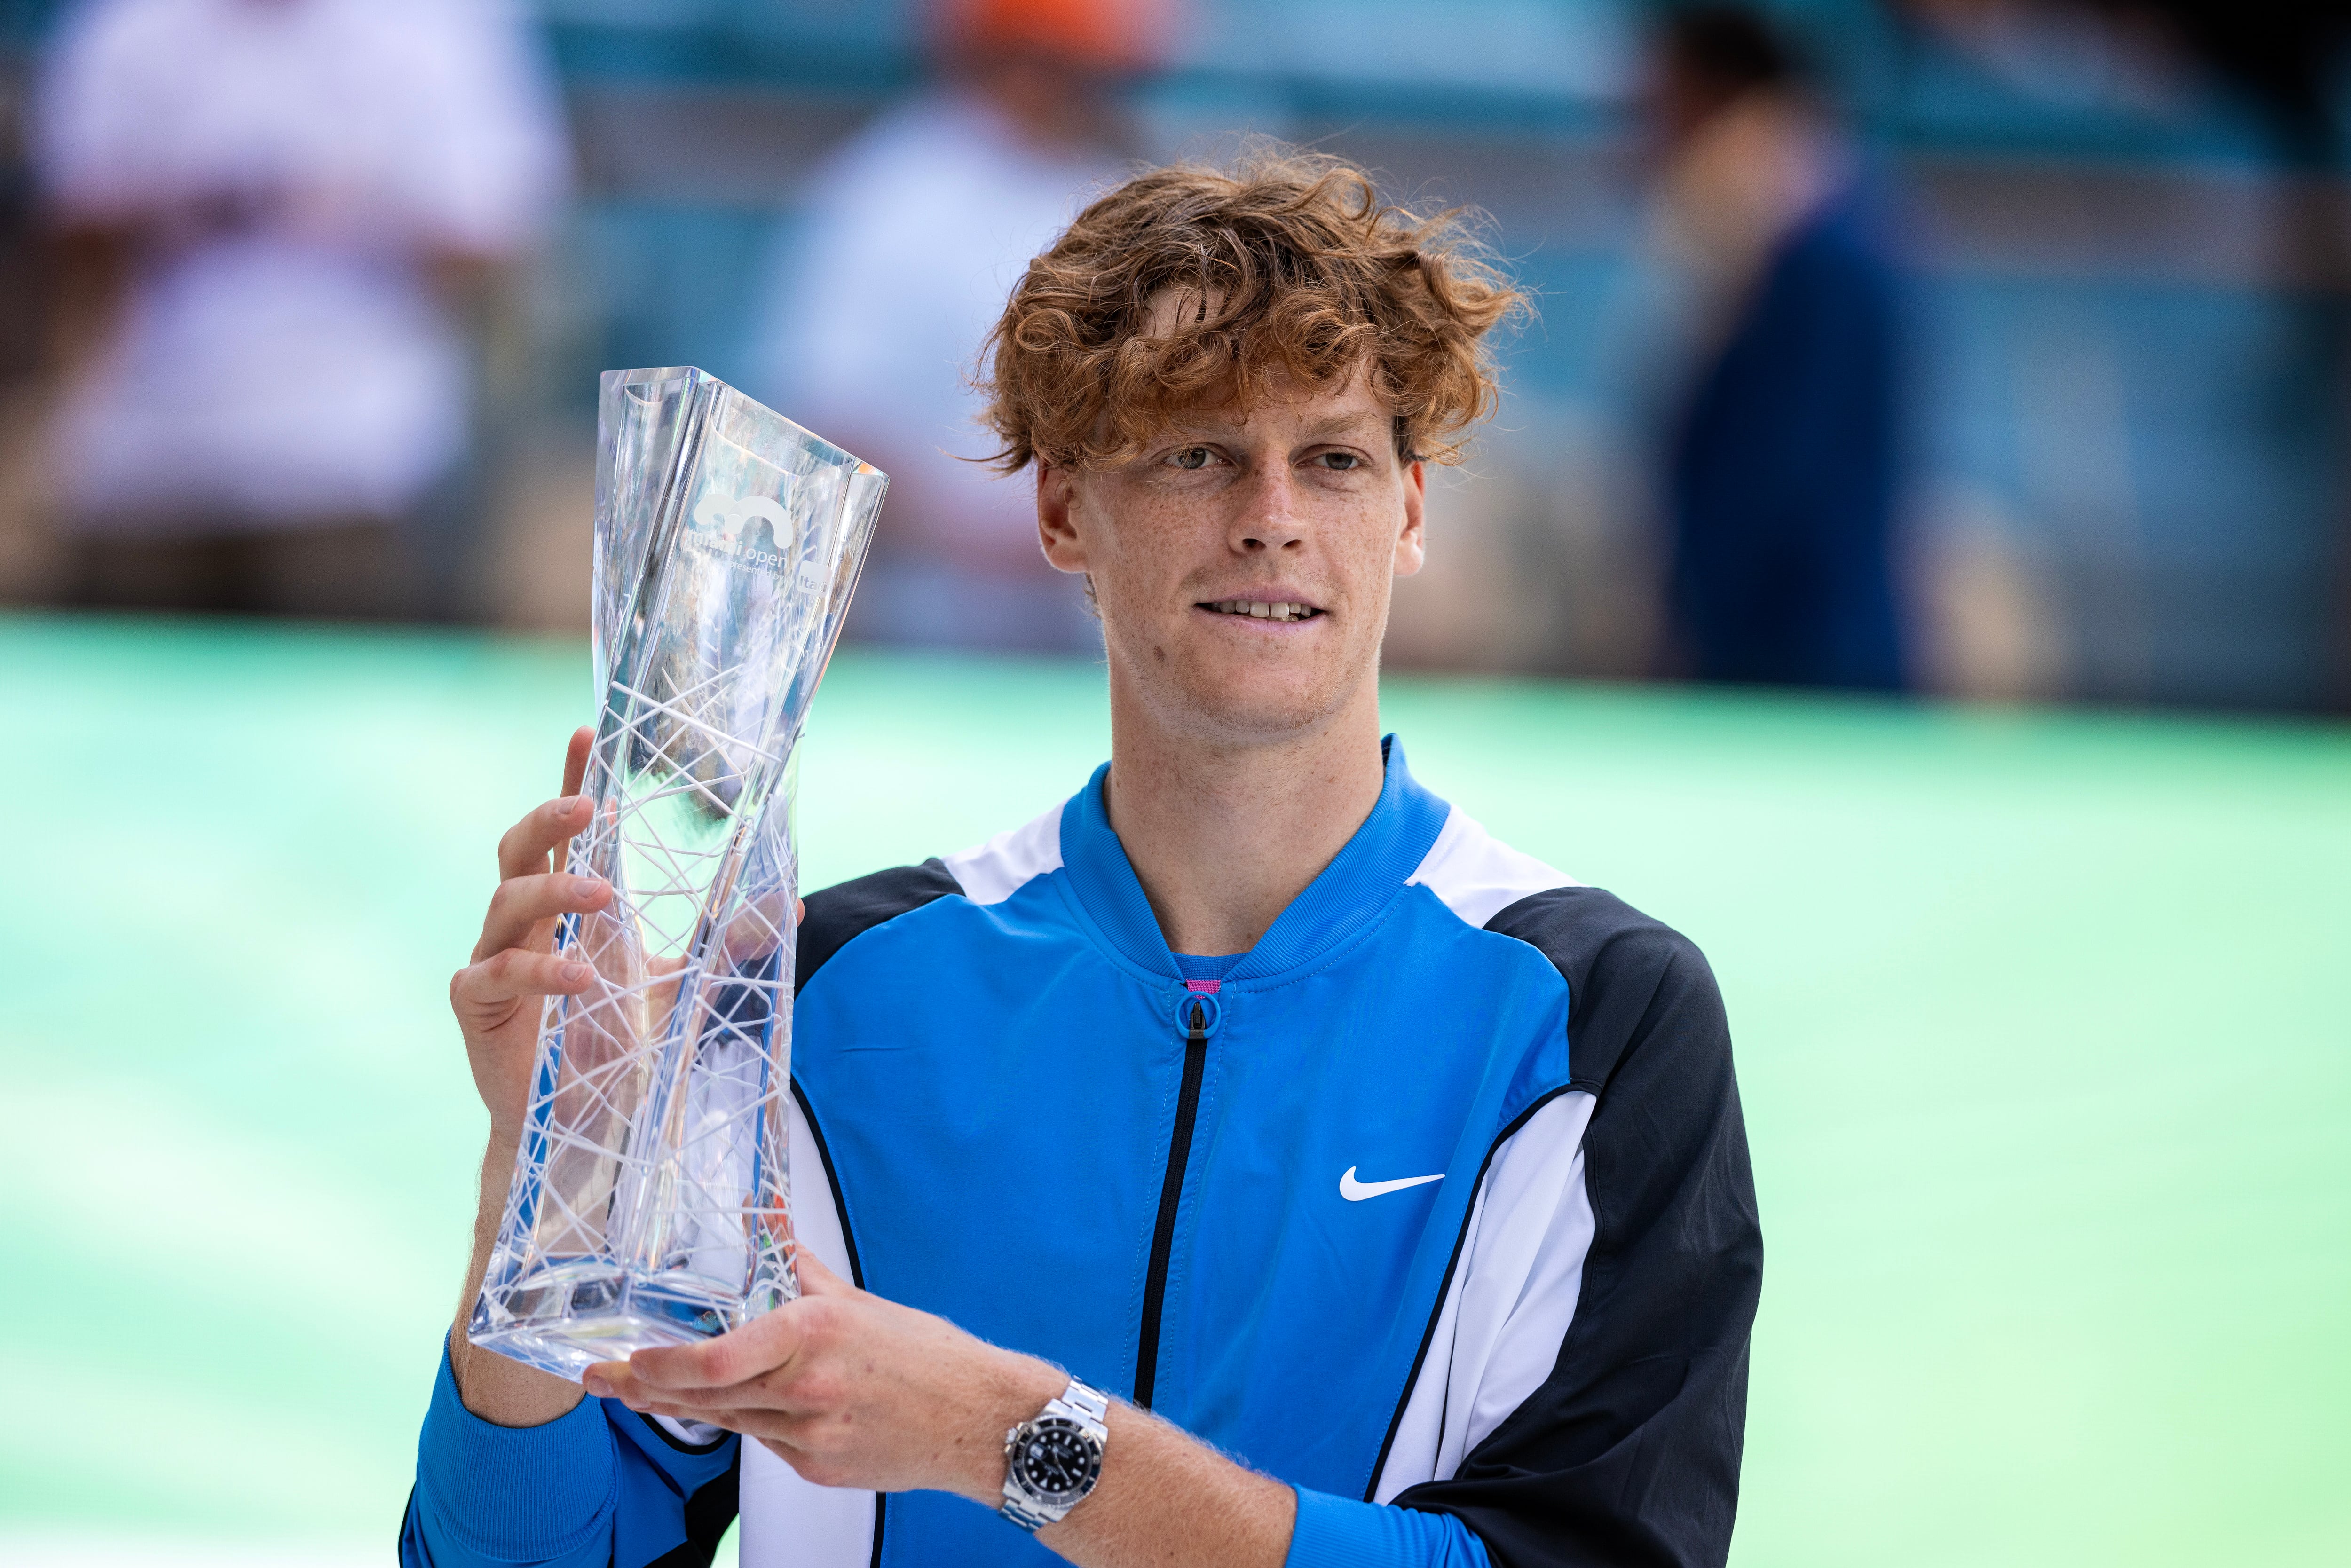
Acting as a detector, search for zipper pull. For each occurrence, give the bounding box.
[1173,990,1222,1042]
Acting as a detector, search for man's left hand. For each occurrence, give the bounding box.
[584,1253,1063,1501]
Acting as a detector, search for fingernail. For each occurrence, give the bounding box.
[556,794,584,814]
[561,961,592,985]
[573,876,606,900]
[583,1374,612,1397]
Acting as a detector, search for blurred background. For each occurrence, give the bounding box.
[0,2,2345,1566]
[2,0,2351,702]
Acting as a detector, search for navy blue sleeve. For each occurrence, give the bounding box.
[402,1339,740,1568]
[1393,888,1762,1568]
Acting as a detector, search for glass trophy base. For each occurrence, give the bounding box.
[468,1258,751,1382]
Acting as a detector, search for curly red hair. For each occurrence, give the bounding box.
[977,145,1524,472]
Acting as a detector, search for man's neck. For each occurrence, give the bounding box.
[1100,683,1389,958]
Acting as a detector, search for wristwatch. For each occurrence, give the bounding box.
[1000,1376,1110,1532]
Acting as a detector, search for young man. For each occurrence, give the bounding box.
[408,152,1761,1568]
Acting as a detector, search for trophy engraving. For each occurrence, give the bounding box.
[468,367,886,1380]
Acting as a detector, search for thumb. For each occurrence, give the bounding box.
[793,1245,854,1298]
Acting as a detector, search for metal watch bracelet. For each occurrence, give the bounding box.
[1000,1377,1112,1532]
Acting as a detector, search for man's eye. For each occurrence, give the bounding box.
[1315,451,1362,471]
[1168,447,1215,471]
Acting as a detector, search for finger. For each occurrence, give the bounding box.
[632,1392,834,1452]
[792,1247,854,1299]
[561,726,592,800]
[631,1396,727,1426]
[582,1362,635,1402]
[616,1398,811,1450]
[589,1361,824,1434]
[630,1304,811,1393]
[497,793,594,883]
[473,870,612,963]
[593,1376,811,1426]
[710,1411,829,1453]
[452,946,595,1017]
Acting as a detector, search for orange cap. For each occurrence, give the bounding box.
[931,0,1175,72]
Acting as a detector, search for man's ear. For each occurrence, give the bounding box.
[1037,462,1090,575]
[1393,459,1427,579]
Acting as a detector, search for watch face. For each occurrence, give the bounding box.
[1012,1416,1102,1503]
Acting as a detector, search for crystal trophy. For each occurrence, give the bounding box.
[468,367,886,1380]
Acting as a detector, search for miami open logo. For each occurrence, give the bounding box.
[687,491,827,596]
[689,491,789,564]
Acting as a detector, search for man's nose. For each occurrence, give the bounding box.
[1233,464,1307,553]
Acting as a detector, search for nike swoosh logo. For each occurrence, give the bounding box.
[1339,1166,1445,1202]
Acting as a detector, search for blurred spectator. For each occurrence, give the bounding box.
[1646,4,1911,691]
[752,0,1167,654]
[32,0,567,620]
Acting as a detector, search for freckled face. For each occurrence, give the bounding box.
[1038,370,1426,747]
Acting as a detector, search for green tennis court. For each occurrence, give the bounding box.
[1,612,2344,1567]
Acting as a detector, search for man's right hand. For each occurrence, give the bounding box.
[449,725,610,1146]
[447,726,612,1421]
[442,725,801,1422]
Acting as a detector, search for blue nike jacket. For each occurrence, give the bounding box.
[404,738,1761,1568]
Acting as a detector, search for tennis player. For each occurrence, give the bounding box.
[407,150,1761,1568]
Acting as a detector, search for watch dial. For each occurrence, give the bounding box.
[1015,1418,1102,1501]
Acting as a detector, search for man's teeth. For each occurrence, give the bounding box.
[1208,600,1316,622]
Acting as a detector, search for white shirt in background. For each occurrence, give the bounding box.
[35,0,569,532]
[754,92,1115,584]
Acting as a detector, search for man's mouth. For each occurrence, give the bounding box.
[1199,599,1323,623]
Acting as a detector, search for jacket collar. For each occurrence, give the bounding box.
[1057,734,1451,985]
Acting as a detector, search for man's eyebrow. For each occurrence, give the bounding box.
[1156,411,1255,441]
[1299,413,1389,442]
[1158,411,1389,443]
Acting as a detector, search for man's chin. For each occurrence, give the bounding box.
[1166,667,1356,747]
[1106,618,1369,741]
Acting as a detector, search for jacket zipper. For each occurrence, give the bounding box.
[1133,995,1211,1409]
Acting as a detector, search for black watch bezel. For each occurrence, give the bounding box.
[1007,1413,1104,1506]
